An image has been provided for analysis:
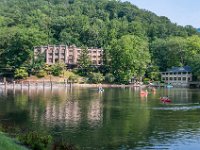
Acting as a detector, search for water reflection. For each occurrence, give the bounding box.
[0,87,200,149]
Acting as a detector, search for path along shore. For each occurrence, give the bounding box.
[0,81,142,88]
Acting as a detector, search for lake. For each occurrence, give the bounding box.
[0,86,200,149]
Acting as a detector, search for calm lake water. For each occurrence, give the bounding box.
[0,86,200,149]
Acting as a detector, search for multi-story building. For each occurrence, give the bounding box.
[161,66,192,87]
[34,45,103,66]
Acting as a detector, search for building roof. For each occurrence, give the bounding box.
[166,66,192,73]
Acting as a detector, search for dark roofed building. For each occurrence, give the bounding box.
[161,66,192,87]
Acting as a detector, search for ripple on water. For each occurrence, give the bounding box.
[151,105,200,111]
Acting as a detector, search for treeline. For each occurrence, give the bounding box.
[0,0,200,82]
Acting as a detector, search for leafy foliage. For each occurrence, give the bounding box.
[18,131,52,150]
[110,35,150,83]
[88,72,105,83]
[0,0,199,81]
[105,73,115,83]
[14,68,28,79]
[36,70,47,78]
[50,63,65,76]
[77,46,91,75]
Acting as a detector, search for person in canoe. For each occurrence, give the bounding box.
[160,96,171,103]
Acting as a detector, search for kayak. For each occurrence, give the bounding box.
[160,97,172,103]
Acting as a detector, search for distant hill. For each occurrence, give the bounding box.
[0,0,198,47]
[197,28,200,32]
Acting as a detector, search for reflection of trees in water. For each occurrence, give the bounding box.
[87,97,103,127]
[159,88,199,103]
[16,87,104,128]
[1,87,200,149]
[147,108,200,148]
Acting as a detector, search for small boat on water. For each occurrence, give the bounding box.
[140,90,148,94]
[166,85,173,88]
[140,90,148,97]
[98,87,104,92]
[160,97,172,103]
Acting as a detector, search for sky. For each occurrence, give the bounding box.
[125,0,200,28]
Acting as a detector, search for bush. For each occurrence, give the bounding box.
[88,72,104,84]
[14,68,28,79]
[18,131,52,150]
[68,74,79,83]
[143,78,150,85]
[51,63,65,76]
[36,70,47,78]
[105,73,115,83]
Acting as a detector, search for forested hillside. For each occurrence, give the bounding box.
[0,0,200,82]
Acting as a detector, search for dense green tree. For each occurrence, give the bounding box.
[77,46,91,75]
[188,54,200,81]
[0,0,199,81]
[151,37,187,71]
[110,35,150,83]
[0,26,47,68]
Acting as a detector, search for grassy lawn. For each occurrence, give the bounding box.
[0,132,28,150]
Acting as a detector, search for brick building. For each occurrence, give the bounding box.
[34,45,103,66]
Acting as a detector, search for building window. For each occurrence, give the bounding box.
[166,77,168,80]
[55,53,59,56]
[183,77,186,81]
[178,77,181,80]
[174,77,177,81]
[188,77,191,81]
[55,59,59,63]
[69,59,73,63]
[92,60,96,64]
[169,77,173,80]
[69,55,73,59]
[162,78,165,81]
[48,58,53,63]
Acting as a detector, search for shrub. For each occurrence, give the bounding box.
[88,72,104,84]
[14,68,28,79]
[143,78,150,85]
[36,70,47,78]
[105,73,115,83]
[68,74,79,83]
[51,63,65,76]
[18,131,52,150]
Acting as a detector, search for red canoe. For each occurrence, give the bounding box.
[160,97,172,103]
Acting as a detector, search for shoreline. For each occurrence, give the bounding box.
[0,82,143,88]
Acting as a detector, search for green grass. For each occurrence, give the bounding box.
[0,132,28,150]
